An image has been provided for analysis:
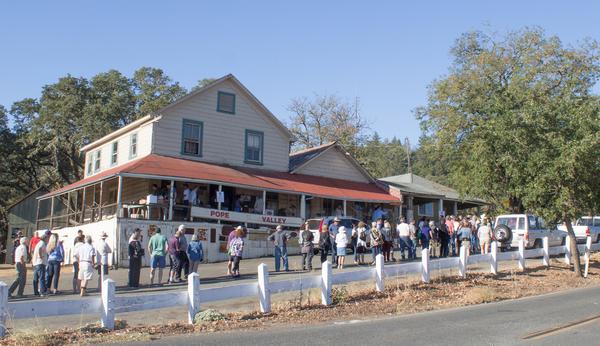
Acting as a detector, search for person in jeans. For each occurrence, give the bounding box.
[229,227,245,277]
[70,235,84,293]
[319,223,333,264]
[128,229,144,287]
[409,220,418,260]
[177,225,190,279]
[32,230,50,296]
[381,221,394,262]
[268,225,290,272]
[351,223,359,264]
[370,222,383,265]
[46,233,64,295]
[187,233,204,275]
[439,220,450,257]
[148,227,168,285]
[397,218,413,260]
[9,237,28,298]
[299,223,314,270]
[168,230,182,283]
[457,221,472,257]
[328,218,341,266]
[420,221,432,252]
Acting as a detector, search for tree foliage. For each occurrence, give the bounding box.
[417,27,600,275]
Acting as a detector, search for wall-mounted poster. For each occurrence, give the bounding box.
[184,228,195,235]
[197,228,207,241]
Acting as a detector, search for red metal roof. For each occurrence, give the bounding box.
[42,154,398,203]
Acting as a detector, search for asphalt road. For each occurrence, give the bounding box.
[134,285,600,346]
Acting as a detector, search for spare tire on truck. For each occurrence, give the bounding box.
[494,224,513,243]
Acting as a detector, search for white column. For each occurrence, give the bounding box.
[490,241,498,275]
[321,260,332,306]
[49,196,55,229]
[453,201,458,216]
[258,263,271,313]
[438,199,444,219]
[584,236,592,278]
[116,175,123,218]
[518,238,525,271]
[0,282,6,337]
[262,190,267,215]
[421,248,429,283]
[187,273,200,324]
[168,180,175,221]
[217,185,223,210]
[343,200,347,216]
[375,254,385,292]
[564,235,571,265]
[101,278,115,330]
[300,194,306,219]
[458,245,466,278]
[542,236,549,267]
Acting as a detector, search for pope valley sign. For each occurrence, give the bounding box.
[191,207,303,227]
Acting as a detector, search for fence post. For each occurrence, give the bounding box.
[421,248,429,283]
[321,260,332,306]
[187,273,200,324]
[542,236,549,267]
[518,238,525,271]
[101,278,115,330]
[0,282,7,338]
[375,254,385,292]
[564,235,571,265]
[584,236,592,278]
[458,245,466,278]
[490,241,498,275]
[258,263,271,313]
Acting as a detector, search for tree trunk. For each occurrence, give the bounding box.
[564,217,582,277]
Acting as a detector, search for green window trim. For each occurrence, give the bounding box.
[129,133,138,159]
[244,130,264,165]
[181,119,203,157]
[217,91,236,114]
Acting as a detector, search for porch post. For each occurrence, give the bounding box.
[438,199,444,220]
[217,185,222,210]
[49,196,55,229]
[453,201,458,216]
[81,187,87,224]
[66,192,71,225]
[262,190,267,215]
[300,194,306,220]
[168,179,175,221]
[99,181,104,221]
[35,199,41,230]
[116,175,123,218]
[343,200,347,216]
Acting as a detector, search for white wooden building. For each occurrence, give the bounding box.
[36,74,400,266]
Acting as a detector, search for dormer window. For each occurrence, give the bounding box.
[217,91,236,114]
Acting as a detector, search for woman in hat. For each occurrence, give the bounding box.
[128,228,144,287]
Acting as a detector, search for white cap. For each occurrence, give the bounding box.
[178,224,186,232]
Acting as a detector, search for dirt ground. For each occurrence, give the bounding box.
[3,254,600,345]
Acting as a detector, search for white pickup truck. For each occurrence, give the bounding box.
[494,214,566,250]
[557,216,600,243]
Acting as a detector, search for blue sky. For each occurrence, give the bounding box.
[0,1,598,145]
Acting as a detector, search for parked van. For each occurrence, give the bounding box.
[494,214,566,250]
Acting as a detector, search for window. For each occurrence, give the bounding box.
[244,130,263,165]
[418,203,434,217]
[94,150,101,172]
[129,133,138,159]
[111,141,118,166]
[217,91,236,114]
[86,153,93,175]
[181,119,203,156]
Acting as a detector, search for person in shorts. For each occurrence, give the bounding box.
[75,235,96,297]
[335,226,348,269]
[148,228,168,285]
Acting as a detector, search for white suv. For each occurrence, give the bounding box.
[494,214,566,250]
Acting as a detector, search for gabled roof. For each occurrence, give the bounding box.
[158,74,294,140]
[289,141,375,182]
[41,154,398,203]
[80,115,157,153]
[379,173,485,204]
[7,187,48,211]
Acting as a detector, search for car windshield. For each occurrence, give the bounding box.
[578,218,593,227]
[497,217,518,230]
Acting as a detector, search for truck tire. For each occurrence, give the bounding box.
[533,239,542,249]
[494,225,512,244]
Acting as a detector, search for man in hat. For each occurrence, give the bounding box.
[76,235,96,296]
[268,225,290,272]
[148,227,168,285]
[328,217,341,266]
[96,231,112,290]
[32,230,51,296]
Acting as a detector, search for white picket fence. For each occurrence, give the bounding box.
[0,235,598,337]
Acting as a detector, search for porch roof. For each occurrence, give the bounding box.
[42,154,399,203]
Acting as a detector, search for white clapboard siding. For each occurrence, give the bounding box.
[83,122,153,178]
[294,147,370,183]
[153,80,290,172]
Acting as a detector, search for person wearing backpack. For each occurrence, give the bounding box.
[299,223,314,270]
[319,223,333,264]
[353,221,369,264]
[369,222,383,265]
[429,220,441,258]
